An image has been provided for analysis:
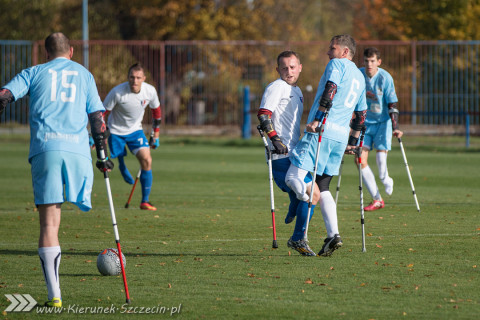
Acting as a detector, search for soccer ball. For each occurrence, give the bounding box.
[96,248,126,276]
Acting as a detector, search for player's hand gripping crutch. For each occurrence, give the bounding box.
[98,149,131,303]
[257,126,278,249]
[356,126,367,252]
[304,109,330,242]
[398,138,420,212]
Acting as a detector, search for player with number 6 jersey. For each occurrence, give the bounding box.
[286,34,367,257]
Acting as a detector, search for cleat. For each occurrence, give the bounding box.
[44,297,62,308]
[318,234,343,257]
[384,177,394,196]
[364,199,385,211]
[287,237,316,256]
[140,202,157,211]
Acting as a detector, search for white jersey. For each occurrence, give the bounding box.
[259,78,303,160]
[103,82,160,136]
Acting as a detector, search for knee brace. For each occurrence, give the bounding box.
[315,174,333,192]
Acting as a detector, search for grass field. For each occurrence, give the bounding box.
[0,134,479,319]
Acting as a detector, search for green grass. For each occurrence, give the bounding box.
[0,134,479,319]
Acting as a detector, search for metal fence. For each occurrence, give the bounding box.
[1,39,480,133]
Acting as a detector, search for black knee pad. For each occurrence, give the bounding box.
[315,174,333,192]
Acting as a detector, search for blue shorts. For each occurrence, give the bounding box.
[30,151,93,211]
[108,130,149,159]
[289,133,346,176]
[364,120,392,151]
[271,157,313,192]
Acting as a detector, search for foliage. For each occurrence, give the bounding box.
[354,0,480,40]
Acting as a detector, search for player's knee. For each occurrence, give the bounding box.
[315,174,333,193]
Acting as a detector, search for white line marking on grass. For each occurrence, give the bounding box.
[0,233,477,248]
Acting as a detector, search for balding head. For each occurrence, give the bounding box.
[45,32,72,60]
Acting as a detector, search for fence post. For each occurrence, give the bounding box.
[465,112,470,148]
[242,86,251,139]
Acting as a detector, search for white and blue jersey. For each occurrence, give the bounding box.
[307,58,367,143]
[259,78,303,161]
[360,67,398,125]
[290,58,367,174]
[3,57,105,162]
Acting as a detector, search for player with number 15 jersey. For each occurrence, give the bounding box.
[4,57,104,162]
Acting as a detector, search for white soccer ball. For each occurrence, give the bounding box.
[96,248,126,276]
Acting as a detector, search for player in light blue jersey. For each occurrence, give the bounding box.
[359,47,403,212]
[0,32,113,308]
[286,34,367,257]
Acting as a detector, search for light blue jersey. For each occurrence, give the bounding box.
[359,67,398,124]
[3,57,104,161]
[307,58,367,143]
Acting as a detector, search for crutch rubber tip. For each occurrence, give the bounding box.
[126,299,131,304]
[124,203,129,208]
[362,248,366,253]
[272,240,278,249]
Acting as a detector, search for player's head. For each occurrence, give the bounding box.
[363,47,382,77]
[276,51,302,86]
[327,34,356,60]
[45,32,73,61]
[128,63,146,94]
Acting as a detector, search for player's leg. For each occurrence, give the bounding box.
[375,121,394,195]
[271,158,299,223]
[38,204,62,307]
[108,134,134,184]
[31,152,64,307]
[285,164,310,201]
[317,140,344,257]
[126,131,156,210]
[118,152,134,184]
[361,125,384,211]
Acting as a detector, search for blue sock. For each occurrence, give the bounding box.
[118,156,135,184]
[292,201,316,241]
[140,170,153,203]
[285,192,300,224]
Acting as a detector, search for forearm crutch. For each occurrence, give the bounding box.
[335,156,344,204]
[357,126,367,252]
[100,149,131,304]
[398,138,420,212]
[257,126,278,249]
[304,110,330,242]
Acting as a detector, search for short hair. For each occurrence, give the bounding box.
[128,63,145,76]
[277,51,300,66]
[44,32,71,57]
[364,47,381,60]
[331,34,356,58]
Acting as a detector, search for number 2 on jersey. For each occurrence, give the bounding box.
[49,69,78,102]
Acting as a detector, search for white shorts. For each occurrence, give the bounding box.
[30,151,93,211]
[289,133,346,176]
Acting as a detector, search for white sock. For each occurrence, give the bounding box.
[319,191,338,238]
[38,246,61,300]
[285,165,310,201]
[362,166,381,201]
[376,152,390,184]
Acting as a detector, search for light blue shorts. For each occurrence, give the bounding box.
[30,151,93,211]
[289,133,346,176]
[108,130,149,159]
[271,157,313,192]
[364,120,392,151]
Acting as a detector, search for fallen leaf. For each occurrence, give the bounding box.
[304,278,313,284]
